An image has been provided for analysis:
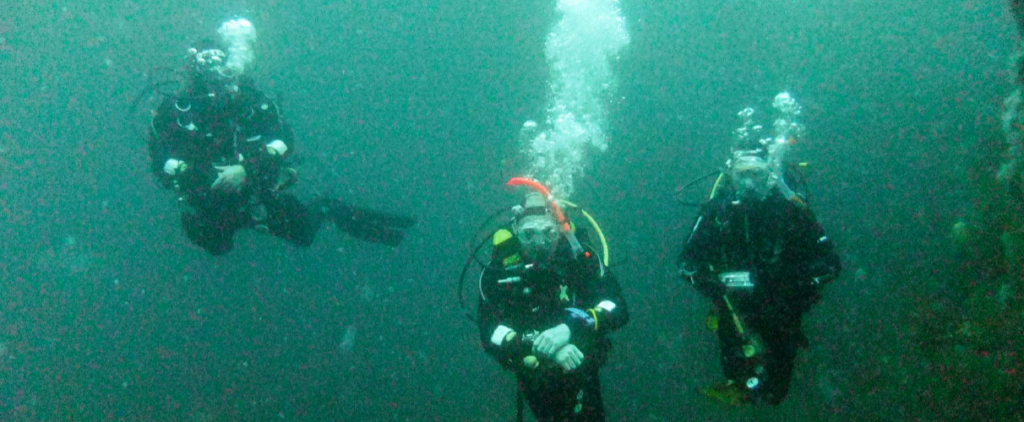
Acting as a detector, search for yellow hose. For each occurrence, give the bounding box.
[723,295,745,335]
[709,172,725,200]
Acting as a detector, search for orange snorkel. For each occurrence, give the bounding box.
[507,177,585,258]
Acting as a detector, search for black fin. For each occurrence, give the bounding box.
[330,201,416,246]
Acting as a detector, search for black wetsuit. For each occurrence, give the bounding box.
[678,191,841,404]
[148,76,413,255]
[478,233,629,422]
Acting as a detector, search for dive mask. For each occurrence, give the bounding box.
[516,216,560,246]
[730,155,774,201]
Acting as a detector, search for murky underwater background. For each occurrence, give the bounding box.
[0,0,1019,420]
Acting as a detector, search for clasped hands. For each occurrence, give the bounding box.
[211,141,285,192]
[532,323,584,371]
[163,158,247,193]
[168,141,286,193]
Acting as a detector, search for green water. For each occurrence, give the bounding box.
[0,0,1017,420]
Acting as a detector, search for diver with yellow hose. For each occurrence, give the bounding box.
[469,178,628,422]
[677,127,841,405]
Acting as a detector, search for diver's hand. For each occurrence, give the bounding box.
[553,344,584,371]
[532,323,571,357]
[266,139,288,156]
[163,158,188,176]
[212,164,246,192]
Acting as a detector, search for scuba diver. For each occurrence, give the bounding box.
[677,96,841,405]
[474,178,629,422]
[146,18,414,255]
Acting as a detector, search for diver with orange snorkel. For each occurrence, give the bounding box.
[472,178,629,422]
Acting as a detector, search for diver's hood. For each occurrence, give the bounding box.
[731,155,767,172]
[519,192,551,218]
